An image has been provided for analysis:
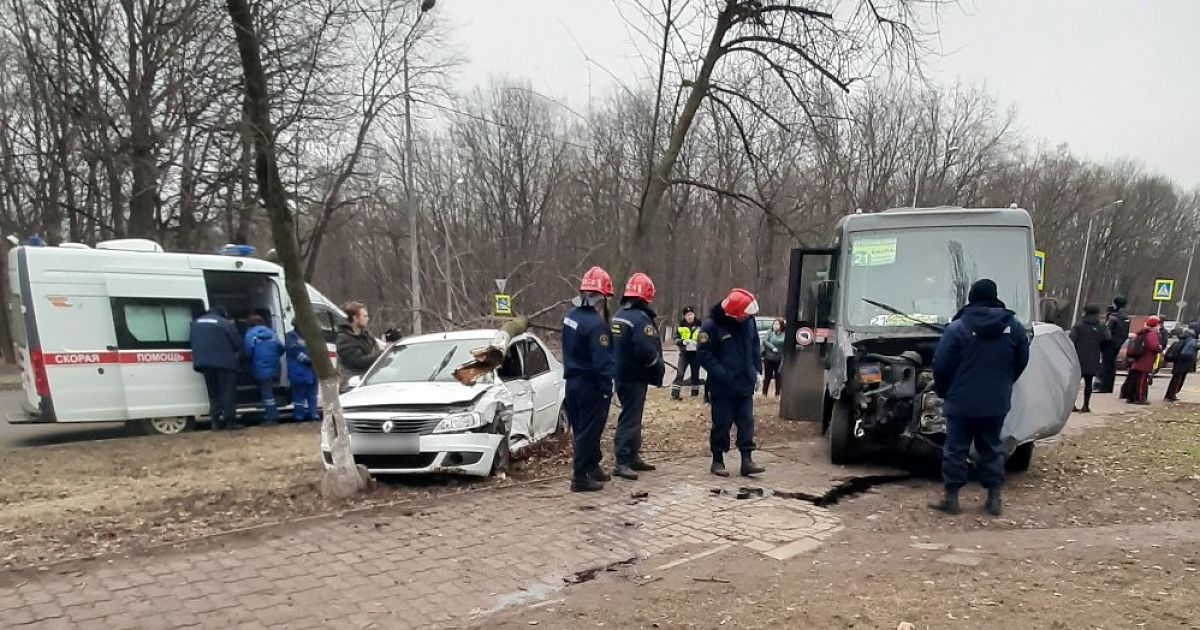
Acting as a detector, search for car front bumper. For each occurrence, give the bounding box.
[320,432,502,476]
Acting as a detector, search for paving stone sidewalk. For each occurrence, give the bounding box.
[0,444,855,630]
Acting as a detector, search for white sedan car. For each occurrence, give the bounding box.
[321,330,566,476]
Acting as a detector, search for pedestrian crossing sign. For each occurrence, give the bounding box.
[493,294,513,317]
[1153,279,1175,302]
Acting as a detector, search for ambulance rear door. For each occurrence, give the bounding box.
[14,248,128,422]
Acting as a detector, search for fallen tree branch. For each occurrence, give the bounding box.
[451,299,573,385]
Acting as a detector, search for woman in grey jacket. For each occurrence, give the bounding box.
[761,318,785,397]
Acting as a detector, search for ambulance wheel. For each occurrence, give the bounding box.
[138,416,196,436]
[828,400,859,465]
[1006,442,1034,472]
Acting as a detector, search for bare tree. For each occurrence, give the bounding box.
[225,0,367,498]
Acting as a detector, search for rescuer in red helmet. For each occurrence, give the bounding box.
[561,266,618,492]
[696,288,766,477]
[609,272,665,481]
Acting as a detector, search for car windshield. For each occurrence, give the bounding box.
[363,339,481,385]
[844,227,1033,328]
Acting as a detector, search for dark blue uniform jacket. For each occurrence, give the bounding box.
[190,309,241,372]
[612,301,665,386]
[562,305,617,391]
[933,305,1030,418]
[697,303,761,400]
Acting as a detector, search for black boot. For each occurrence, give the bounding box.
[571,478,604,493]
[710,456,729,477]
[929,488,961,515]
[670,389,681,401]
[612,464,639,480]
[985,487,1003,516]
[739,453,766,476]
[588,466,612,483]
[630,459,656,472]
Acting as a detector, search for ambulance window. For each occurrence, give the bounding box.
[10,295,26,346]
[113,298,205,349]
[312,304,340,344]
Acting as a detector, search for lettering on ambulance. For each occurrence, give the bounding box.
[43,351,192,365]
[47,352,117,365]
[120,351,191,364]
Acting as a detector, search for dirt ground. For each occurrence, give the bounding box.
[482,404,1200,630]
[0,391,811,569]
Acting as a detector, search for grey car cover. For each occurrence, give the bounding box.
[1001,322,1080,453]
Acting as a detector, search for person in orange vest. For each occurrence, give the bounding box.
[671,306,702,400]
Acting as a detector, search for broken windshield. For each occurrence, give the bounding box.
[364,340,478,385]
[844,227,1033,328]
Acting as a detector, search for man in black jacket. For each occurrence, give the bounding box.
[336,301,382,386]
[1097,296,1130,393]
[190,307,244,430]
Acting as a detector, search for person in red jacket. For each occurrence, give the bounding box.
[1122,315,1163,405]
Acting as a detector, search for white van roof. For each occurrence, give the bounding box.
[22,243,283,276]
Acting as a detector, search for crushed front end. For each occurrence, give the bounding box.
[846,336,947,453]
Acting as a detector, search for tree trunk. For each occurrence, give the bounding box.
[225,0,368,498]
[618,5,734,279]
[124,3,158,240]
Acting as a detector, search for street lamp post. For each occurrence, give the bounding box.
[405,0,435,334]
[1071,199,1124,326]
[1177,241,1196,323]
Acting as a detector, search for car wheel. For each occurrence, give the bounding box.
[490,414,512,476]
[828,399,859,465]
[138,416,195,436]
[1006,442,1034,472]
[554,406,570,436]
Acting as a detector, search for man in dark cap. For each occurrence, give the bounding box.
[930,279,1030,516]
[1096,296,1131,393]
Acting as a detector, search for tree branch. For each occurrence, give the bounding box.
[723,35,852,92]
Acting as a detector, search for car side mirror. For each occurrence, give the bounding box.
[346,375,362,389]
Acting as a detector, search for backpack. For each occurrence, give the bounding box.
[1182,338,1198,362]
[1165,339,1183,362]
[1127,333,1147,360]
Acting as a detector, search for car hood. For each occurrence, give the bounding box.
[342,381,491,408]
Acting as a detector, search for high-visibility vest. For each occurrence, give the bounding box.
[677,326,700,342]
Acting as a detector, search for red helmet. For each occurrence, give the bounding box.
[721,288,760,321]
[623,272,656,303]
[579,266,613,296]
[1147,315,1162,328]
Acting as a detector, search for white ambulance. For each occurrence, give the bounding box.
[7,239,347,435]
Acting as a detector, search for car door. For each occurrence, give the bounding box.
[496,342,535,445]
[521,337,562,440]
[781,247,839,422]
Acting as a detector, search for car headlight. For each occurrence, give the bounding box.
[857,363,882,385]
[432,411,486,434]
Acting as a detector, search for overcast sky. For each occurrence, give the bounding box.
[437,0,1199,190]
